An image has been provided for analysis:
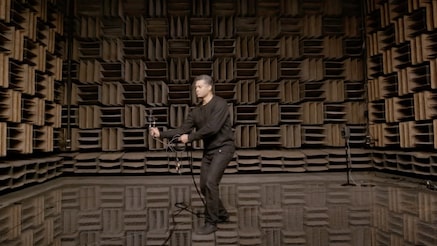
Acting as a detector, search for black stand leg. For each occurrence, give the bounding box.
[342,138,356,187]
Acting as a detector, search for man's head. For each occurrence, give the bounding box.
[193,75,214,100]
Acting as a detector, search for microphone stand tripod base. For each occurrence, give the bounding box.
[341,181,357,186]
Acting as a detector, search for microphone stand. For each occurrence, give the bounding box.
[342,127,356,186]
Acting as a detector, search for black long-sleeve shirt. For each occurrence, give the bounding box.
[160,96,234,151]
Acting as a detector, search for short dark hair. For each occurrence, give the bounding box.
[193,74,213,86]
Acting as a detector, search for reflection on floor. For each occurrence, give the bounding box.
[0,172,436,246]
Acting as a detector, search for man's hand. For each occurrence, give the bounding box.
[179,134,189,143]
[149,127,160,138]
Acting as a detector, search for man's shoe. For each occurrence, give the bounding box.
[196,223,217,235]
[218,214,229,223]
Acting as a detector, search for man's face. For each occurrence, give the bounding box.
[194,79,212,99]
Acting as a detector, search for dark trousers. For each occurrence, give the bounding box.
[200,147,234,224]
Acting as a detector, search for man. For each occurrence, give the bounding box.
[149,74,235,235]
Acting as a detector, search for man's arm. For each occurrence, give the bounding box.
[155,112,195,139]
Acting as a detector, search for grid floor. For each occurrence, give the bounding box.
[0,172,436,246]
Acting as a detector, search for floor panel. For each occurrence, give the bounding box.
[0,172,436,245]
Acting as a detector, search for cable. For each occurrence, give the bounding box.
[149,132,205,245]
[150,133,186,174]
[149,125,203,203]
[187,144,206,207]
[159,204,185,246]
